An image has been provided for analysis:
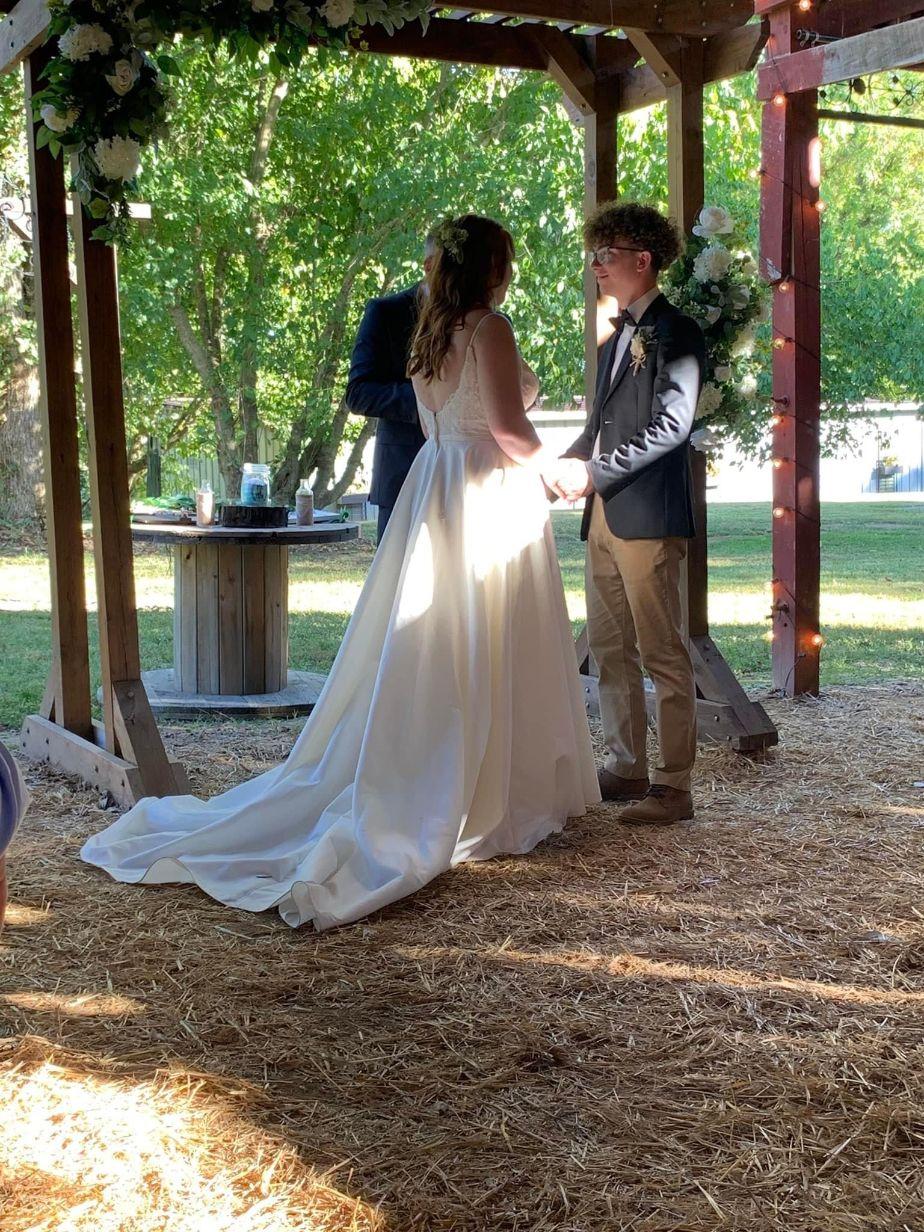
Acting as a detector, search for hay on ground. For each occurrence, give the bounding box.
[1,683,924,1231]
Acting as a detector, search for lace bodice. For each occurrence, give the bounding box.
[414,313,506,446]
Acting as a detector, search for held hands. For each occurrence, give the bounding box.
[544,458,593,503]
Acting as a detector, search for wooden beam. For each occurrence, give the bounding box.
[760,5,822,698]
[531,24,597,111]
[807,0,924,40]
[462,0,753,35]
[618,22,768,111]
[666,40,704,232]
[582,79,618,406]
[0,0,48,78]
[355,17,547,68]
[70,182,186,795]
[624,29,683,87]
[23,44,92,740]
[758,15,924,97]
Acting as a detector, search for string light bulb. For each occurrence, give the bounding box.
[770,414,785,428]
[772,336,787,350]
[815,199,827,213]
[772,91,786,107]
[810,632,825,648]
[772,506,787,519]
[772,457,786,469]
[778,279,792,293]
[797,0,812,11]
[764,631,775,643]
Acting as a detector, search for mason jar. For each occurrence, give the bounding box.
[240,462,271,505]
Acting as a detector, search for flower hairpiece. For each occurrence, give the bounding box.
[434,219,467,263]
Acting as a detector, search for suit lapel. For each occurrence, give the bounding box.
[599,292,668,409]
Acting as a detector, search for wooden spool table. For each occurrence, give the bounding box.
[131,521,359,713]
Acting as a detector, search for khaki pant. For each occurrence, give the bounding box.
[586,495,696,791]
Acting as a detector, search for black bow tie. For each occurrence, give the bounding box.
[609,309,636,332]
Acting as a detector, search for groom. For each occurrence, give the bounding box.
[556,202,705,825]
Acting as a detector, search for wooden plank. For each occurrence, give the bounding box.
[263,545,287,694]
[757,16,924,98]
[195,541,220,694]
[21,713,144,809]
[174,543,198,693]
[23,46,92,739]
[242,546,266,693]
[218,542,244,695]
[0,0,49,77]
[690,636,778,740]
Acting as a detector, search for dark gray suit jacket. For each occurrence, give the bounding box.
[565,292,705,541]
[345,285,425,511]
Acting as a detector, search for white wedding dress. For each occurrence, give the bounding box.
[81,318,600,929]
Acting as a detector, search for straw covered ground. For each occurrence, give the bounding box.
[2,683,924,1231]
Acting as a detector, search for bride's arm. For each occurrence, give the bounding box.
[474,316,554,471]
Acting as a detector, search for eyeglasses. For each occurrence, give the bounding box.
[587,245,645,265]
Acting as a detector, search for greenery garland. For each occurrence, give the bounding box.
[662,205,771,454]
[32,0,431,243]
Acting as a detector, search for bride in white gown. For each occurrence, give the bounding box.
[81,214,600,930]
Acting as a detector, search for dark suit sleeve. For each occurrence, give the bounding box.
[587,315,704,501]
[344,299,419,426]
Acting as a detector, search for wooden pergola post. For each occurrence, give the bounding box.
[758,0,822,697]
[8,16,189,805]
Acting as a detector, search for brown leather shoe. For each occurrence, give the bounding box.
[619,785,694,825]
[598,769,650,803]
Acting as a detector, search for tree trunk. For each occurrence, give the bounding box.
[0,353,44,526]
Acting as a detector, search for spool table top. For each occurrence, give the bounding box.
[130,521,361,547]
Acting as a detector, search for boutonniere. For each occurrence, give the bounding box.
[629,327,657,375]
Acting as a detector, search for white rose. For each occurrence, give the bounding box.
[704,305,722,326]
[738,373,758,397]
[58,23,113,61]
[756,300,772,324]
[739,253,757,275]
[692,205,734,239]
[697,382,723,417]
[693,244,733,284]
[251,0,275,9]
[40,103,79,133]
[105,59,138,95]
[93,135,142,182]
[320,0,355,25]
[713,364,731,382]
[691,426,721,453]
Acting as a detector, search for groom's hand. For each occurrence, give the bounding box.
[547,459,593,502]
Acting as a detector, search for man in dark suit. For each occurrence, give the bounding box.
[345,238,436,542]
[556,202,705,825]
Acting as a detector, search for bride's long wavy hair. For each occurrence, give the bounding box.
[408,215,514,382]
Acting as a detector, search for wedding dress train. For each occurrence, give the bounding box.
[81,321,600,928]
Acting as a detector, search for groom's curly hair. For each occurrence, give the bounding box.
[585,201,681,273]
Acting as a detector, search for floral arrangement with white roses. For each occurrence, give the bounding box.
[32,0,431,243]
[661,205,771,453]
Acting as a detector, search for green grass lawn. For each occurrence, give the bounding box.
[1,502,921,729]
